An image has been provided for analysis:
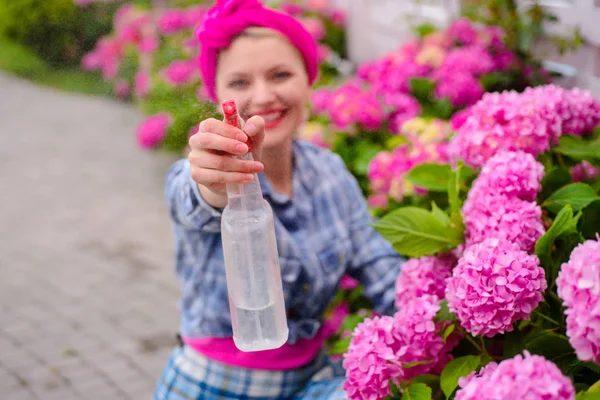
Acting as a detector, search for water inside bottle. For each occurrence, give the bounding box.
[233,301,288,352]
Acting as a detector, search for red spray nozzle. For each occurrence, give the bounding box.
[222,100,240,129]
[222,100,251,152]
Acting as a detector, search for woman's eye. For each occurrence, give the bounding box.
[229,79,248,88]
[273,71,291,80]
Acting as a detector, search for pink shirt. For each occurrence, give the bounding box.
[183,303,348,370]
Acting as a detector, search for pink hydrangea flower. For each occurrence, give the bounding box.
[450,108,471,130]
[448,89,560,167]
[470,150,544,202]
[445,238,547,337]
[395,254,456,309]
[447,18,477,45]
[343,296,460,399]
[437,45,497,77]
[392,296,461,379]
[435,71,484,108]
[455,351,575,400]
[340,274,359,290]
[138,36,159,54]
[185,6,206,28]
[158,9,188,34]
[330,9,345,26]
[136,113,171,149]
[556,237,600,364]
[328,82,384,130]
[367,193,389,209]
[114,79,129,97]
[160,60,195,87]
[134,71,149,97]
[570,160,600,182]
[382,93,421,134]
[463,194,545,252]
[300,16,326,41]
[342,315,403,400]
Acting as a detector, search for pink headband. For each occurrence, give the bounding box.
[195,0,318,102]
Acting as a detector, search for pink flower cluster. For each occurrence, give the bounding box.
[449,85,600,168]
[318,81,387,131]
[81,3,207,98]
[395,253,456,309]
[447,150,546,337]
[313,19,519,133]
[136,113,172,149]
[556,237,600,364]
[343,296,459,399]
[367,118,451,208]
[462,151,545,252]
[570,161,600,183]
[445,238,547,337]
[356,18,516,109]
[455,351,575,399]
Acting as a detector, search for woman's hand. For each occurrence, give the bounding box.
[188,115,265,207]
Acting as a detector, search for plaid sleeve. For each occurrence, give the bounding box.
[339,163,404,316]
[165,159,222,232]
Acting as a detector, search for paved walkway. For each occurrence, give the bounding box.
[0,73,182,399]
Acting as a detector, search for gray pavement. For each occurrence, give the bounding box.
[0,72,183,399]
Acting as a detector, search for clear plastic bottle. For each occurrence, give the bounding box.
[220,100,289,352]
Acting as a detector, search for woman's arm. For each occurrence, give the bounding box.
[165,159,223,232]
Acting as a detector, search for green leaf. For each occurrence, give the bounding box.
[442,324,456,343]
[542,183,600,214]
[406,163,451,192]
[535,205,580,286]
[372,207,462,257]
[352,140,383,175]
[576,393,600,400]
[433,97,453,120]
[413,23,437,38]
[440,355,481,399]
[448,164,462,216]
[525,331,574,364]
[553,135,600,162]
[402,360,435,369]
[539,167,572,202]
[409,78,435,102]
[431,202,451,226]
[328,336,351,355]
[581,200,600,239]
[589,379,600,392]
[584,362,600,375]
[503,328,525,358]
[410,374,440,388]
[435,300,457,323]
[340,313,368,334]
[402,382,432,400]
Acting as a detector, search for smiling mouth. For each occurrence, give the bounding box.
[249,109,288,129]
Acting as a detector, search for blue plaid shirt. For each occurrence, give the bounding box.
[166,139,402,343]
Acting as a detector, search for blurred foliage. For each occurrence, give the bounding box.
[0,0,122,66]
[0,36,113,95]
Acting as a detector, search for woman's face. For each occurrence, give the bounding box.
[216,30,312,150]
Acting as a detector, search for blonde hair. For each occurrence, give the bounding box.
[240,26,284,39]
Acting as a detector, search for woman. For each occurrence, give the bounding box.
[155,0,403,398]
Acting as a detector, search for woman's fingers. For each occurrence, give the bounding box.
[189,151,264,174]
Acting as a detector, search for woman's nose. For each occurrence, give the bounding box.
[251,80,276,106]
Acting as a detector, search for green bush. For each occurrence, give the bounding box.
[0,0,118,66]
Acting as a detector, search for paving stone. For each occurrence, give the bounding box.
[0,73,181,399]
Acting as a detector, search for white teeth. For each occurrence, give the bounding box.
[262,112,283,122]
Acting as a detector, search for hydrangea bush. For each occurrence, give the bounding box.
[330,84,600,399]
